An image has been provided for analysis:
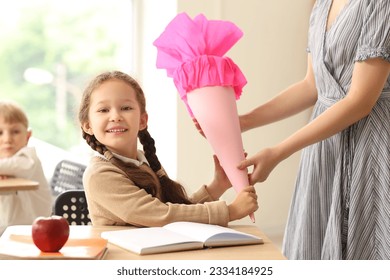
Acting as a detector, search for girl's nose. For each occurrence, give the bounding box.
[109,110,123,122]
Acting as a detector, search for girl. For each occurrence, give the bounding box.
[79,71,258,227]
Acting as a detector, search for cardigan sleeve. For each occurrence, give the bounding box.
[189,184,216,203]
[83,157,229,227]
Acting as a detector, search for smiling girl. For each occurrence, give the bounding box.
[78,71,258,227]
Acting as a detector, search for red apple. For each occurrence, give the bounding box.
[31,215,70,252]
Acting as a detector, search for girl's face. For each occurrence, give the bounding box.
[82,79,148,159]
[0,118,31,158]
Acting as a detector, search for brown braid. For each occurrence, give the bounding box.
[78,70,192,204]
[138,129,192,204]
[81,130,157,196]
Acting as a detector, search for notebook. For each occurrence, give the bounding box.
[101,221,263,255]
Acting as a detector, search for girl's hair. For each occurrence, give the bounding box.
[0,101,29,128]
[78,71,192,204]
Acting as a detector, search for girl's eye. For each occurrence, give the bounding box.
[122,106,133,111]
[97,108,109,113]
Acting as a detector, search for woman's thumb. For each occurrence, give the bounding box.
[237,158,251,170]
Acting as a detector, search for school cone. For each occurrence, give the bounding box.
[153,12,254,222]
[187,86,255,222]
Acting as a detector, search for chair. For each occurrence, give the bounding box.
[50,160,87,197]
[54,190,92,225]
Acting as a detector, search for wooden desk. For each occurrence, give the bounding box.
[73,225,286,260]
[0,178,39,192]
[0,225,286,260]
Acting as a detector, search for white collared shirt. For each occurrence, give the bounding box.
[112,150,149,167]
[95,149,150,167]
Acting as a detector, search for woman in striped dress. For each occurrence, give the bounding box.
[238,0,390,259]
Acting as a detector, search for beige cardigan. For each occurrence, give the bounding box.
[83,156,229,227]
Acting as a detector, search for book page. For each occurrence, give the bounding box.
[101,227,203,255]
[163,222,262,247]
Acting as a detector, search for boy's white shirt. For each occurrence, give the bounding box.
[0,146,52,234]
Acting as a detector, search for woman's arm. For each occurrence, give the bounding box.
[277,58,390,160]
[239,57,390,184]
[240,55,318,132]
[194,55,317,136]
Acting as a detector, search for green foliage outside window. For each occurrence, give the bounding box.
[0,0,132,150]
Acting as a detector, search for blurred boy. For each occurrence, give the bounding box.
[0,101,52,234]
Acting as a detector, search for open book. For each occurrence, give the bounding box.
[101,221,263,255]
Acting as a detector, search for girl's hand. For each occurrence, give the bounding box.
[212,155,231,192]
[192,118,205,138]
[237,147,282,184]
[228,185,258,221]
[206,155,232,199]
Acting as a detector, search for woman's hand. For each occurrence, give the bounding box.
[228,185,258,221]
[237,147,282,185]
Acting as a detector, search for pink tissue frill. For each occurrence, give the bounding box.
[153,12,247,116]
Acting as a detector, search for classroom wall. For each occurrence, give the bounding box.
[135,0,315,246]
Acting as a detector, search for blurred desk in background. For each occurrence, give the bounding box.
[0,178,39,193]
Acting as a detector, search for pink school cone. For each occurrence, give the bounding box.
[187,86,255,222]
[153,13,255,222]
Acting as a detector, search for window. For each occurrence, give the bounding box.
[0,0,179,179]
[0,0,133,157]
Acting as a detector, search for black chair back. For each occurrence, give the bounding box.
[54,190,91,225]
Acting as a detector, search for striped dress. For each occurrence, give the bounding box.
[282,0,390,259]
